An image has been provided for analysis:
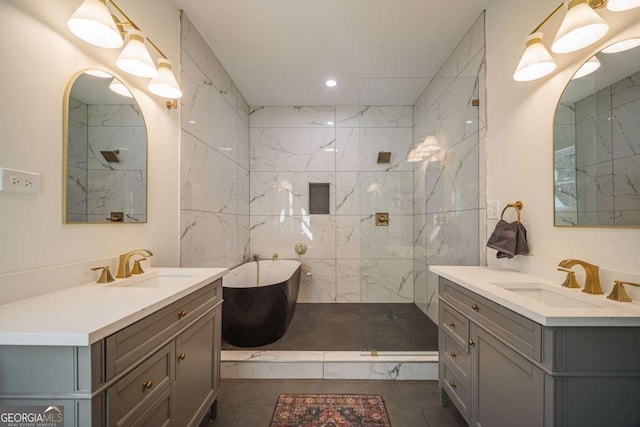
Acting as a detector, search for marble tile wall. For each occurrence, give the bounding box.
[68,96,147,223]
[67,97,88,222]
[554,103,578,226]
[85,103,146,222]
[180,13,250,268]
[249,105,415,303]
[413,13,486,323]
[567,69,640,226]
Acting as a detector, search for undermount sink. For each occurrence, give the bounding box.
[490,282,602,308]
[109,270,199,289]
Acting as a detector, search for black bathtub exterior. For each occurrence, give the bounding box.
[222,264,301,347]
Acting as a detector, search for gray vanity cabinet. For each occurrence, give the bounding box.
[438,276,640,427]
[0,279,223,427]
[173,307,221,427]
[439,283,543,427]
[470,324,544,427]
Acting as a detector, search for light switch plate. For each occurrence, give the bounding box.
[487,200,499,220]
[0,167,41,195]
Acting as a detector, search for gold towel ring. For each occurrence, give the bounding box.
[500,201,523,223]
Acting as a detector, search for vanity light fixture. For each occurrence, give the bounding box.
[514,32,558,81]
[109,78,133,98]
[601,37,640,52]
[406,148,423,162]
[418,135,441,155]
[552,0,609,54]
[571,55,601,78]
[406,135,441,162]
[116,29,157,78]
[513,0,635,82]
[67,0,123,49]
[148,59,182,98]
[607,0,640,10]
[67,0,182,104]
[325,79,338,87]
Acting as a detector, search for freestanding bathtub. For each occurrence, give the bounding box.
[222,259,301,347]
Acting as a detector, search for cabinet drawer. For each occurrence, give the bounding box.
[106,280,220,379]
[441,360,470,422]
[441,329,470,376]
[130,387,171,427]
[439,277,541,361]
[440,302,469,350]
[107,342,174,427]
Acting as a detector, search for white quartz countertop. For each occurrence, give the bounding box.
[430,266,640,327]
[0,267,228,346]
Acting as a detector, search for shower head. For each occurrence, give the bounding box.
[100,150,120,162]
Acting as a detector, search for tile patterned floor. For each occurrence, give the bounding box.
[201,379,467,427]
[222,303,438,352]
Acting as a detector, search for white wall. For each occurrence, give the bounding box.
[0,0,181,274]
[486,0,640,274]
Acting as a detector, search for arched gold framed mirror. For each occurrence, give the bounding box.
[554,40,640,227]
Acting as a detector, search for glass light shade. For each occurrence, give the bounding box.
[601,38,640,53]
[109,78,133,98]
[418,135,441,155]
[513,32,557,82]
[148,58,183,98]
[571,55,601,79]
[116,29,157,78]
[607,0,640,11]
[67,0,123,49]
[552,0,608,54]
[406,148,424,162]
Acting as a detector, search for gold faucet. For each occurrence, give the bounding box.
[558,259,603,294]
[116,249,153,278]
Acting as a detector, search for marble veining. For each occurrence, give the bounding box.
[358,106,413,128]
[249,106,335,128]
[413,13,485,320]
[86,170,146,216]
[180,15,250,269]
[250,128,336,172]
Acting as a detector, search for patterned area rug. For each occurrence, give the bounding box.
[270,394,392,427]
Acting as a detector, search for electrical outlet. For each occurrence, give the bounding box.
[487,200,499,220]
[0,167,41,195]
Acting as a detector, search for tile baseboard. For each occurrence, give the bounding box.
[221,350,438,380]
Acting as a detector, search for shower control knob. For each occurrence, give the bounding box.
[295,242,307,255]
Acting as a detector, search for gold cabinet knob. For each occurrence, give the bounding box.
[178,353,186,360]
[448,321,455,327]
[471,303,479,311]
[450,351,457,358]
[143,380,153,389]
[178,310,188,318]
[468,339,476,346]
[450,381,457,388]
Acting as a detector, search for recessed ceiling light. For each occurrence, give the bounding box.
[326,121,335,125]
[325,79,337,87]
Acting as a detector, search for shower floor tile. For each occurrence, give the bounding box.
[222,303,438,352]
